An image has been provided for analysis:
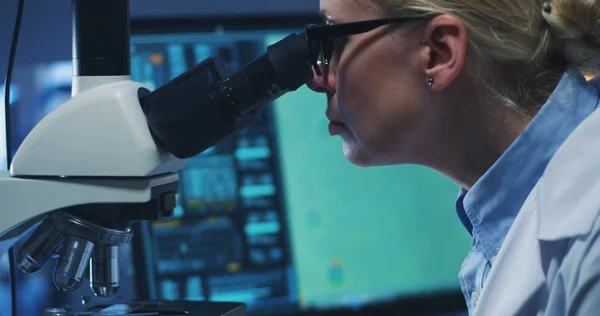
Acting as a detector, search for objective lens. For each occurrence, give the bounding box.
[53,235,95,292]
[89,245,120,296]
[17,217,65,274]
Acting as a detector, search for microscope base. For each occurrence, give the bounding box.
[47,300,246,316]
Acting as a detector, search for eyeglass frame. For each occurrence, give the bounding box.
[304,12,436,76]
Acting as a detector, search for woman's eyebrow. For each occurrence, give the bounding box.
[319,9,336,24]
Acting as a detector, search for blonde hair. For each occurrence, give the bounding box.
[356,0,600,115]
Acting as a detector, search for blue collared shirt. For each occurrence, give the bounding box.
[455,72,598,314]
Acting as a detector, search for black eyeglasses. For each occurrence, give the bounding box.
[305,13,435,76]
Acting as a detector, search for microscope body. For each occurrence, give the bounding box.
[0,77,247,315]
[0,78,185,296]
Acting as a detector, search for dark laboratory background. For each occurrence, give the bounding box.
[0,0,470,315]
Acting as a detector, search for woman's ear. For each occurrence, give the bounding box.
[420,14,468,90]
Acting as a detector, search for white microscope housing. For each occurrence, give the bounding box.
[0,77,186,296]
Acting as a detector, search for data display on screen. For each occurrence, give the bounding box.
[131,32,298,313]
[129,27,470,315]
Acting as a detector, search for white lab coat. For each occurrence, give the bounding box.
[473,86,600,315]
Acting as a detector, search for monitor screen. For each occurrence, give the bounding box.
[129,16,470,315]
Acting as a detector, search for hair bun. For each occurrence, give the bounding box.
[542,0,600,72]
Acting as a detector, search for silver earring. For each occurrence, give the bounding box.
[542,0,551,13]
[427,77,434,87]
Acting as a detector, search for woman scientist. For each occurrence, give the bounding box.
[305,0,600,315]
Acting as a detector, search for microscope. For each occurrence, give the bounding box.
[0,0,316,314]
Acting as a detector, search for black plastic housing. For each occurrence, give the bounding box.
[141,57,232,158]
[141,32,313,159]
[72,0,130,76]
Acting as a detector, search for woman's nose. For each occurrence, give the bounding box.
[306,66,335,94]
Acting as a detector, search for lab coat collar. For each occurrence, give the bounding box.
[473,186,545,315]
[458,71,597,261]
[536,75,600,241]
[473,73,600,315]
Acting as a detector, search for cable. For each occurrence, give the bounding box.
[5,1,25,315]
[5,0,24,167]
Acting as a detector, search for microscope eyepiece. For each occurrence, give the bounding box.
[142,32,313,159]
[209,32,314,118]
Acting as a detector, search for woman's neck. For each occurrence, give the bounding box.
[428,98,532,191]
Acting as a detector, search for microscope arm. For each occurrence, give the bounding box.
[0,172,178,252]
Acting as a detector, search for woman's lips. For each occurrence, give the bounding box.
[328,121,345,136]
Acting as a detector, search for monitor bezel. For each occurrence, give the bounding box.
[129,14,466,316]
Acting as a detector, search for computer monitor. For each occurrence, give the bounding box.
[129,15,470,316]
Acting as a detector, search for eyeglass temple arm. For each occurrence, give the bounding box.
[305,17,424,41]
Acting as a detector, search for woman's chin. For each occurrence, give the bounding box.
[342,140,373,167]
